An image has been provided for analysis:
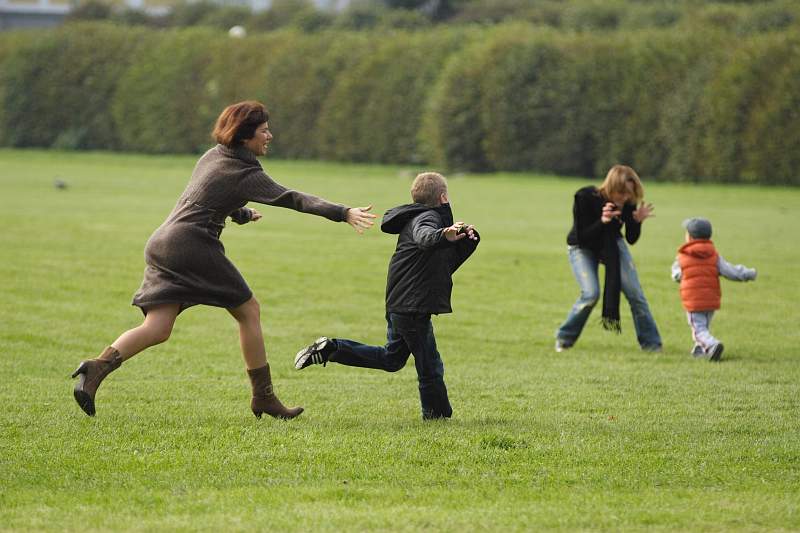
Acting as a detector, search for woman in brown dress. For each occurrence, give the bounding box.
[71,101,377,419]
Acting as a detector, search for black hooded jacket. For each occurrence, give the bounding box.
[380,203,480,315]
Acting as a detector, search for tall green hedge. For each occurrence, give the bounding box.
[1,24,145,149]
[592,32,708,179]
[421,28,718,178]
[420,37,491,172]
[698,32,800,184]
[316,29,468,164]
[654,32,729,182]
[0,30,36,146]
[0,21,798,184]
[112,28,224,153]
[743,35,800,184]
[244,31,373,159]
[476,28,570,172]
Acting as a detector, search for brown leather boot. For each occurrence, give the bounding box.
[247,364,303,419]
[71,346,122,417]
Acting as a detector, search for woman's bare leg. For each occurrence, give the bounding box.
[228,296,302,418]
[110,303,181,361]
[72,303,180,416]
[227,297,267,369]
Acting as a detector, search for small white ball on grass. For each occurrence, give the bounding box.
[228,25,247,38]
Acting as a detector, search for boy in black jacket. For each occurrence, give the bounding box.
[294,172,479,419]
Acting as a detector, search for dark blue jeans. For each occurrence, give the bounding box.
[330,312,452,419]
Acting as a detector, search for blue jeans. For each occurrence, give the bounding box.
[556,240,662,349]
[330,312,452,419]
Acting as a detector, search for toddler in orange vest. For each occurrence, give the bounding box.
[671,218,757,361]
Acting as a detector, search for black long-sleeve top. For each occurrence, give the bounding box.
[566,186,640,253]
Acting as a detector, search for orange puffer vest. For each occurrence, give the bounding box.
[678,239,720,312]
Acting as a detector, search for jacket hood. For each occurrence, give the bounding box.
[381,203,453,234]
[679,239,716,259]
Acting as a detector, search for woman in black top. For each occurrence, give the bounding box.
[555,165,662,351]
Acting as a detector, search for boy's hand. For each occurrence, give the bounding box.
[251,209,263,222]
[444,222,477,242]
[346,205,377,234]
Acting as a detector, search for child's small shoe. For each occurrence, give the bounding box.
[691,344,706,358]
[295,337,334,370]
[708,343,724,362]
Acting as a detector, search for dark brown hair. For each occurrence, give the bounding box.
[212,101,269,147]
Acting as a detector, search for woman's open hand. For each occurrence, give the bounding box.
[633,202,655,223]
[346,205,377,234]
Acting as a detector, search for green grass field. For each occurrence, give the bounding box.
[1,148,799,531]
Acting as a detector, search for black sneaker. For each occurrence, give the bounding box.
[555,339,573,353]
[691,344,705,358]
[709,343,724,362]
[295,337,333,370]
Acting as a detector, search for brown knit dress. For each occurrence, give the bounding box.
[132,144,349,314]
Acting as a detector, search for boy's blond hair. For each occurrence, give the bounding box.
[411,172,448,207]
[598,165,644,204]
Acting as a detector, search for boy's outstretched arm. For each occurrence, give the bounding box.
[718,255,757,281]
[412,213,450,249]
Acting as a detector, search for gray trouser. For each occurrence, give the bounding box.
[687,311,719,352]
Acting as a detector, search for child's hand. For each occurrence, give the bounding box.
[251,209,263,222]
[444,222,477,242]
[633,202,655,223]
[459,224,478,241]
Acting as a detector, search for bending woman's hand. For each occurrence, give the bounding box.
[601,202,622,224]
[346,205,377,234]
[633,202,655,223]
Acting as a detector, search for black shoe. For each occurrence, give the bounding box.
[709,343,724,362]
[555,339,573,353]
[294,337,333,370]
[691,344,705,357]
[422,413,451,420]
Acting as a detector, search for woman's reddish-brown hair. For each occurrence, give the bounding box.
[212,101,269,147]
